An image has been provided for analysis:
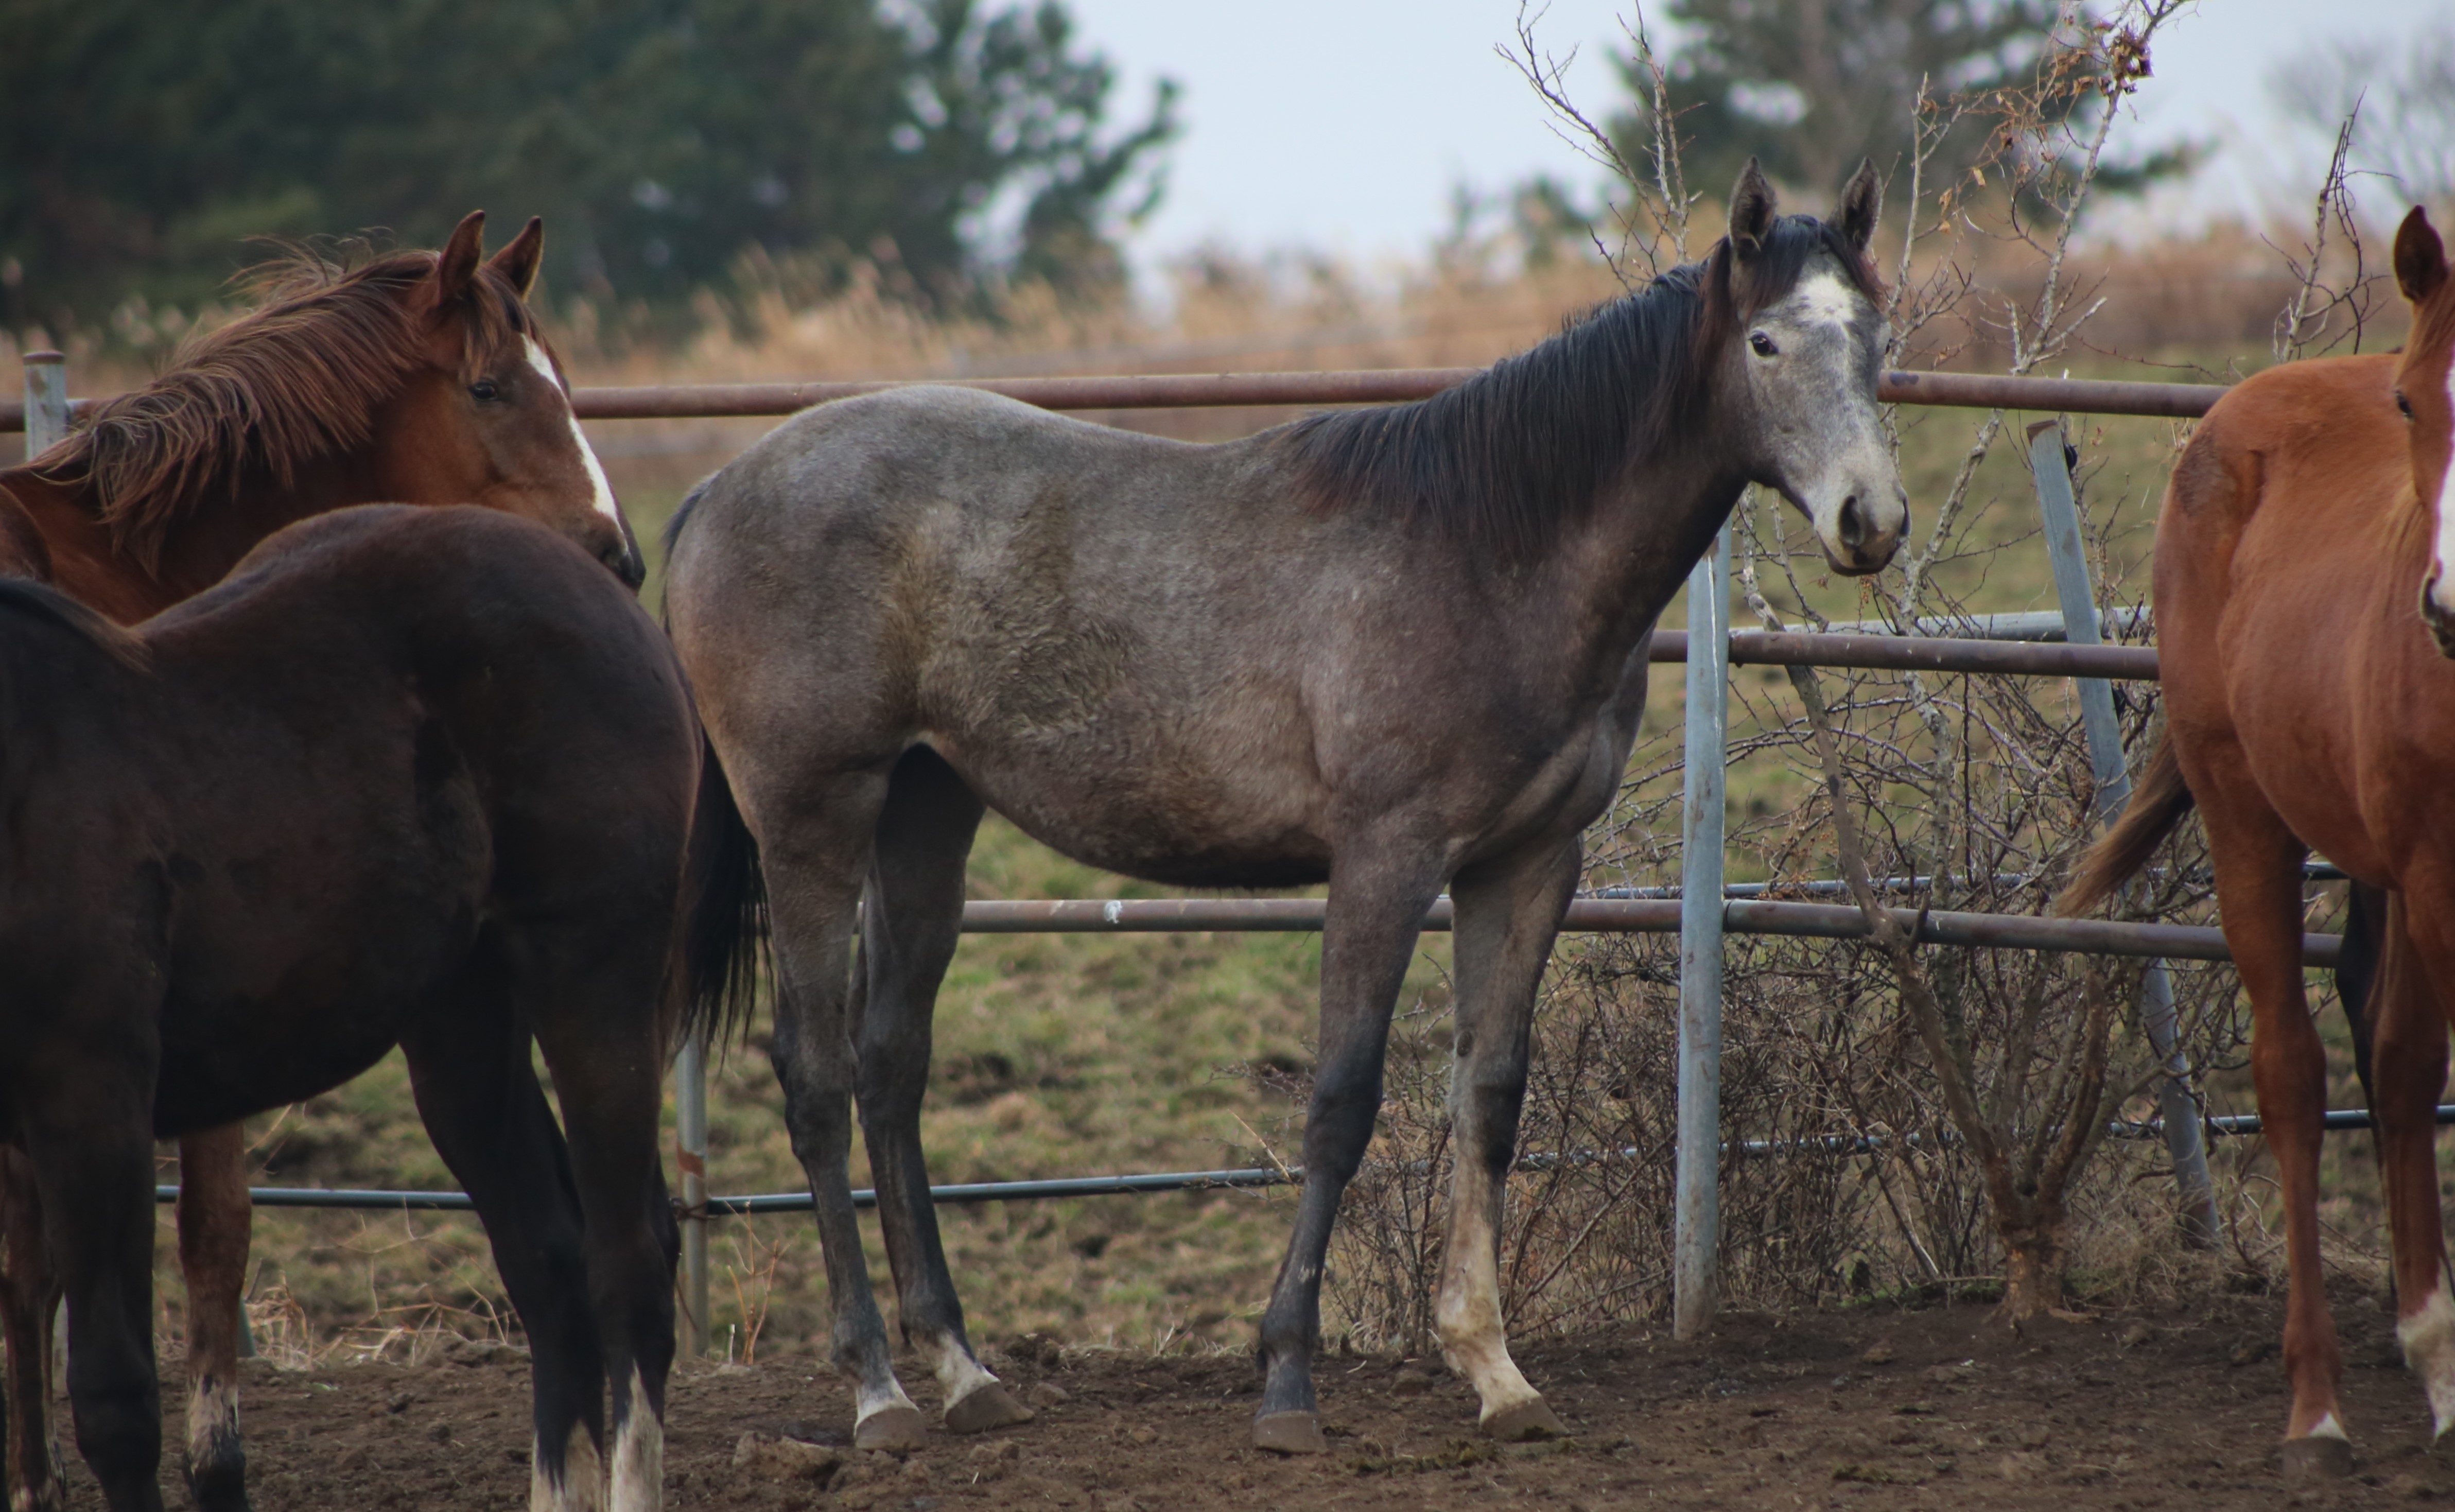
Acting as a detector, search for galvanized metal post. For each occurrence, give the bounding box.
[1673,524,1731,1339]
[2028,420,2219,1247]
[675,1028,711,1356]
[22,350,66,461]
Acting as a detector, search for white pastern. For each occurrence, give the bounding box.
[525,337,623,524]
[608,1368,663,1512]
[184,1375,239,1461]
[1435,1194,1542,1419]
[2399,1286,2455,1437]
[2307,1412,2349,1440]
[530,1420,606,1512]
[930,1333,1001,1412]
[854,1376,923,1431]
[1789,272,1861,329]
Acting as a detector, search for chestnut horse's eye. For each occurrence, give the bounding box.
[469,378,500,403]
[1749,332,1778,358]
[2398,390,2414,420]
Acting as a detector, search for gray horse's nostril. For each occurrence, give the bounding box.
[1837,496,1865,549]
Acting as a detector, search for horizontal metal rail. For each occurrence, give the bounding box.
[5,367,2228,434]
[1649,628,2159,680]
[959,896,2340,966]
[154,1099,2455,1214]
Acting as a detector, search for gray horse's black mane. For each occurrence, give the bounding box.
[1280,214,1881,562]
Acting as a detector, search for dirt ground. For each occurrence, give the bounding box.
[54,1292,2455,1509]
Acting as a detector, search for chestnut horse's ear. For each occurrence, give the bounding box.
[2397,207,2447,305]
[435,211,487,307]
[1834,159,1881,257]
[488,217,546,301]
[1729,158,1777,262]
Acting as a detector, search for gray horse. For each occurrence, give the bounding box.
[664,160,1906,1455]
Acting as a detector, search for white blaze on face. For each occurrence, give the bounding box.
[2399,1284,2455,1437]
[524,337,623,526]
[2433,360,2455,616]
[1791,271,1860,330]
[607,1368,663,1512]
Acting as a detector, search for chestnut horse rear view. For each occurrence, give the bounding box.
[2058,208,2455,1473]
[0,506,718,1512]
[0,211,643,1512]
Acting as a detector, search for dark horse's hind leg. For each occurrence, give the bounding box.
[1435,839,1579,1441]
[856,748,1032,1434]
[399,972,607,1510]
[2,1148,66,1512]
[21,1073,165,1512]
[1253,845,1450,1454]
[757,766,929,1449]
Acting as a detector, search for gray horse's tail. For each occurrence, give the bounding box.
[677,739,768,1051]
[2052,732,2194,918]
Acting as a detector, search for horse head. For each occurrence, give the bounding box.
[2396,207,2455,654]
[380,211,643,587]
[1720,159,1907,577]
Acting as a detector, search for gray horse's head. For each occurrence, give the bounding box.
[1718,159,1907,577]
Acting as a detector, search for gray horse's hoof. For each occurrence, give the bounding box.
[1482,1398,1569,1443]
[2279,1434,2355,1478]
[855,1405,929,1452]
[944,1382,1035,1434]
[1252,1411,1328,1455]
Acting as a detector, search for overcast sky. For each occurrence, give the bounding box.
[1062,0,2452,280]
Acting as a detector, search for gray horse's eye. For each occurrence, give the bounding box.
[1749,332,1778,358]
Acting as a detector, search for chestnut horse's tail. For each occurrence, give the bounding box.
[2052,733,2195,918]
[677,739,768,1051]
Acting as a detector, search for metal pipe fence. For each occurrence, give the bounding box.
[26,354,2299,1344]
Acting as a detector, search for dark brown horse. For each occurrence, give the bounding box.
[2059,208,2455,1474]
[664,162,1906,1453]
[0,211,641,1512]
[0,505,721,1512]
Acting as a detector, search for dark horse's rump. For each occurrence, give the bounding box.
[0,507,708,1512]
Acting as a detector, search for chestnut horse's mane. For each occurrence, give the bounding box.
[24,247,540,570]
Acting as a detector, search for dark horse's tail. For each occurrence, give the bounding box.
[2051,732,2195,919]
[676,736,768,1051]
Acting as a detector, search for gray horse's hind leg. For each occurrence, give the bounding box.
[1437,839,1578,1441]
[1253,851,1450,1454]
[856,748,1033,1434]
[758,770,929,1450]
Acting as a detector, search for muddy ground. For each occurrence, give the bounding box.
[54,1292,2455,1509]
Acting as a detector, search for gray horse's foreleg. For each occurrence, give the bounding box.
[759,777,927,1450]
[855,748,1031,1433]
[1437,840,1577,1441]
[1254,855,1448,1454]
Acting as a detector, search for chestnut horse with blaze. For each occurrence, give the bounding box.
[0,212,641,1512]
[2058,208,2455,1473]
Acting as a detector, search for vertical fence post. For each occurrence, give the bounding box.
[1673,523,1731,1339]
[676,1028,711,1357]
[2028,420,2219,1247]
[22,350,66,462]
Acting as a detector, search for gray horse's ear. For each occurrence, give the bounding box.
[1834,160,1881,256]
[2397,206,2447,304]
[1729,159,1777,261]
